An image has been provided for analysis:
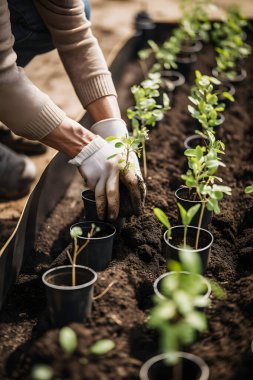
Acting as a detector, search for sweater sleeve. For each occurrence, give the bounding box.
[0,0,66,140]
[35,0,117,107]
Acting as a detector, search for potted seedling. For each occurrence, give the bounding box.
[138,37,185,100]
[70,221,116,272]
[179,144,231,238]
[212,8,252,82]
[127,78,170,178]
[140,250,211,380]
[42,225,99,327]
[154,205,213,273]
[186,70,234,149]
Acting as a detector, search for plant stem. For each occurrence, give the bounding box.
[172,357,182,380]
[183,225,187,248]
[143,139,147,178]
[72,238,78,287]
[195,201,206,250]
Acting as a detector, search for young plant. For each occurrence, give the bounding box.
[106,134,142,174]
[182,145,231,248]
[244,185,253,194]
[188,70,234,139]
[212,7,251,80]
[154,203,201,249]
[127,75,170,178]
[68,224,100,286]
[148,250,208,364]
[177,203,201,247]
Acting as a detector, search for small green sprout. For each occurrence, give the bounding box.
[177,203,201,248]
[153,208,171,239]
[69,224,100,286]
[59,327,77,355]
[244,185,253,194]
[89,339,115,355]
[31,364,53,380]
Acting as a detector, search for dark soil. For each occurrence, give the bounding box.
[1,25,253,380]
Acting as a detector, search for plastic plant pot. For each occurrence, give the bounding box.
[153,271,211,303]
[176,53,197,78]
[181,40,203,54]
[139,352,209,380]
[82,189,125,232]
[42,265,97,327]
[161,70,185,90]
[128,106,163,131]
[212,68,247,83]
[163,226,214,273]
[175,187,213,229]
[184,135,209,150]
[70,221,116,272]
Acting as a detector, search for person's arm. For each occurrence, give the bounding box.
[0,0,66,140]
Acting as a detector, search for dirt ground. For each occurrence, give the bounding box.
[0,17,253,380]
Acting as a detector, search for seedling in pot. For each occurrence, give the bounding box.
[68,224,100,286]
[188,70,234,140]
[127,78,170,178]
[182,144,232,249]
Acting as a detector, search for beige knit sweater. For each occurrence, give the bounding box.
[0,0,117,140]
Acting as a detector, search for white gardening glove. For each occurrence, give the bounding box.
[69,135,122,220]
[90,118,146,216]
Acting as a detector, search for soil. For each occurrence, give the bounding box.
[1,24,253,380]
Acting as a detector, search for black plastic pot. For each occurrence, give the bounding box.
[42,265,97,327]
[175,187,213,229]
[134,11,156,52]
[184,135,208,150]
[153,271,211,304]
[163,226,214,273]
[160,70,185,105]
[181,40,203,54]
[176,53,197,78]
[70,221,116,272]
[212,68,247,83]
[82,189,125,232]
[139,352,209,380]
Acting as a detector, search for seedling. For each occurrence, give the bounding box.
[90,339,115,355]
[244,185,253,194]
[182,145,232,248]
[149,250,208,369]
[106,134,142,174]
[154,203,201,249]
[68,224,100,286]
[188,70,234,139]
[212,7,251,80]
[149,249,224,371]
[127,75,170,178]
[31,364,53,380]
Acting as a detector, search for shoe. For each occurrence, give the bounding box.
[0,143,37,200]
[0,125,47,156]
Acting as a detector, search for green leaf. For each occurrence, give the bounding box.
[186,204,201,225]
[31,365,53,380]
[70,226,83,239]
[59,327,77,355]
[186,311,207,332]
[107,154,118,160]
[177,203,188,226]
[153,208,171,237]
[179,249,202,274]
[106,136,118,142]
[245,185,253,194]
[90,339,115,355]
[222,91,235,102]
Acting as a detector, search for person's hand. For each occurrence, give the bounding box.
[68,133,145,220]
[90,118,146,216]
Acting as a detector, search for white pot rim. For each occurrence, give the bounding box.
[175,187,207,204]
[139,351,210,380]
[42,265,97,290]
[153,271,212,301]
[164,225,214,253]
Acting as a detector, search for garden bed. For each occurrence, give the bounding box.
[1,24,253,380]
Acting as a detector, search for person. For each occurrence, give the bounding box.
[0,0,145,219]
